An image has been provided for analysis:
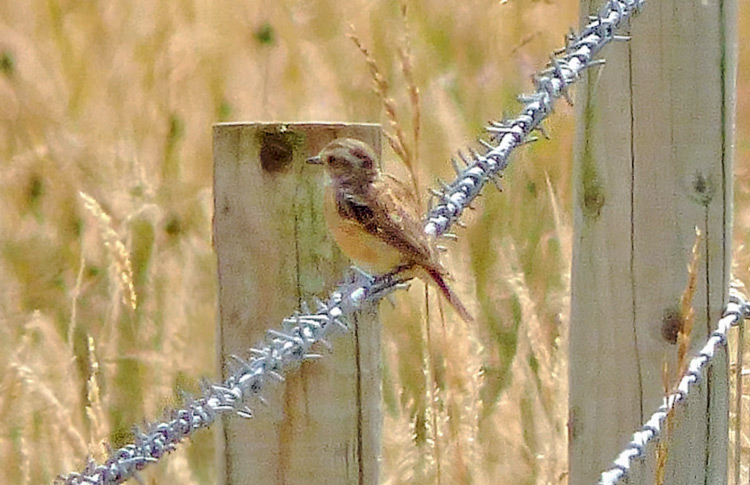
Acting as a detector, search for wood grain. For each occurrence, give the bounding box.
[569,0,736,482]
[213,122,382,484]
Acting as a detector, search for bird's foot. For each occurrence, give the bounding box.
[347,265,412,303]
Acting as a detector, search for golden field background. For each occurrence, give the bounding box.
[0,0,748,483]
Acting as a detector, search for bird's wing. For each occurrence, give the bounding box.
[337,176,436,268]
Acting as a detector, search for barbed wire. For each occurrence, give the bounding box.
[598,289,750,485]
[56,269,402,484]
[57,0,648,483]
[425,0,642,237]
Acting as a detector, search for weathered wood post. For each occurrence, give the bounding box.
[569,0,737,483]
[213,122,382,484]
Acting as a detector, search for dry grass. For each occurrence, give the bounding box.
[1,0,749,484]
[677,228,703,377]
[655,228,703,484]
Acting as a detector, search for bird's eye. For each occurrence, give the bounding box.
[349,148,372,170]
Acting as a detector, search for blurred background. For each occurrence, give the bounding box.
[0,0,747,483]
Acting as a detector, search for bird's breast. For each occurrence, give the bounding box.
[323,184,405,273]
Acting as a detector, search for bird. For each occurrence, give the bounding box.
[307,137,473,322]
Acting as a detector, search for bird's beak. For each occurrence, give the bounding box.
[306,155,323,165]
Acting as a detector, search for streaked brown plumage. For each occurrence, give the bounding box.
[308,138,472,322]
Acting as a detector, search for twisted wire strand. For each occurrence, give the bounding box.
[424,0,643,237]
[57,271,401,484]
[598,289,750,485]
[58,0,647,483]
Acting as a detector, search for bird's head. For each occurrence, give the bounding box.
[307,138,378,187]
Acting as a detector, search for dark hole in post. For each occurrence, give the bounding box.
[690,170,714,206]
[259,132,294,173]
[661,307,683,345]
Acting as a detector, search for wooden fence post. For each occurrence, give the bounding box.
[569,1,737,483]
[213,122,382,484]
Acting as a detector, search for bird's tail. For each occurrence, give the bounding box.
[424,267,474,323]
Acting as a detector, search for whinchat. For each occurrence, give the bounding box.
[307,138,472,322]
